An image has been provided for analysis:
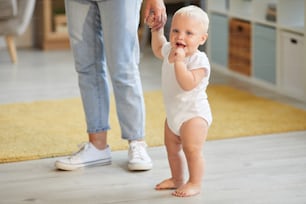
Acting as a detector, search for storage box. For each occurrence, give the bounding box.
[228,19,251,76]
[210,14,228,68]
[280,31,305,98]
[253,24,276,84]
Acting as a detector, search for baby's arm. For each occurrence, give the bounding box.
[151,29,167,59]
[174,49,207,91]
[145,14,167,59]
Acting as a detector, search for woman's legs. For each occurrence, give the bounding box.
[58,0,151,171]
[65,0,144,145]
[97,0,145,141]
[97,0,152,171]
[65,0,110,148]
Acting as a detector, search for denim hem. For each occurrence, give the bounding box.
[87,126,110,134]
[122,135,145,141]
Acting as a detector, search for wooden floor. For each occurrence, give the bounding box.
[0,131,306,203]
[0,47,306,203]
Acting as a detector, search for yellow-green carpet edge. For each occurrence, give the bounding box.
[1,85,306,163]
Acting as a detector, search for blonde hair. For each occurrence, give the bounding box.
[173,5,209,33]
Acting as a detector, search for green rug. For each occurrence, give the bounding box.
[1,85,306,163]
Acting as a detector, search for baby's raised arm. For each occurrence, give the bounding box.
[151,29,167,59]
[145,14,167,59]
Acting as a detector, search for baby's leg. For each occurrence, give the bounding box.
[172,117,208,197]
[155,120,185,190]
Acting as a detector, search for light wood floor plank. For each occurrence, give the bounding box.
[1,131,305,204]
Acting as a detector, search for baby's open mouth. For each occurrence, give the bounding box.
[176,42,186,48]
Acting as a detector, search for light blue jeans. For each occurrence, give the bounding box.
[65,0,145,140]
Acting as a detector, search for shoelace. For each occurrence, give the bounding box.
[69,142,89,159]
[130,143,145,160]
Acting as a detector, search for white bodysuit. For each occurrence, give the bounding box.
[161,42,212,136]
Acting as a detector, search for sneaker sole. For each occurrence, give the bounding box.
[55,159,112,171]
[128,163,153,171]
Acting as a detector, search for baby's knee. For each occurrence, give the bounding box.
[182,143,202,156]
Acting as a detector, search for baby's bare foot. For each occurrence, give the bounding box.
[155,178,183,190]
[172,182,201,197]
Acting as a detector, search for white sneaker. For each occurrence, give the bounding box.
[128,141,153,171]
[55,142,111,171]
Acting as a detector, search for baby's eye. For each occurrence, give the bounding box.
[172,29,179,33]
[186,31,193,35]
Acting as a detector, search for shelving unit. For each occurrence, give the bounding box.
[34,0,70,50]
[207,0,305,102]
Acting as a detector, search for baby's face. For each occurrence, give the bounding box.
[169,14,207,56]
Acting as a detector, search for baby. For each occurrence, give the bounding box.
[146,5,212,197]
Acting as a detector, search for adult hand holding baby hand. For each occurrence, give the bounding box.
[143,0,167,31]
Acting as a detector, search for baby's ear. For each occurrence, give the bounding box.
[200,33,208,45]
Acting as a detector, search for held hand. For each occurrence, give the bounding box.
[143,0,167,31]
[145,12,156,29]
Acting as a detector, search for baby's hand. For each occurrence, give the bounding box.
[174,47,185,62]
[145,12,155,29]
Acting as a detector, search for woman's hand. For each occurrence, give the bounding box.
[143,0,167,31]
[145,12,156,29]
